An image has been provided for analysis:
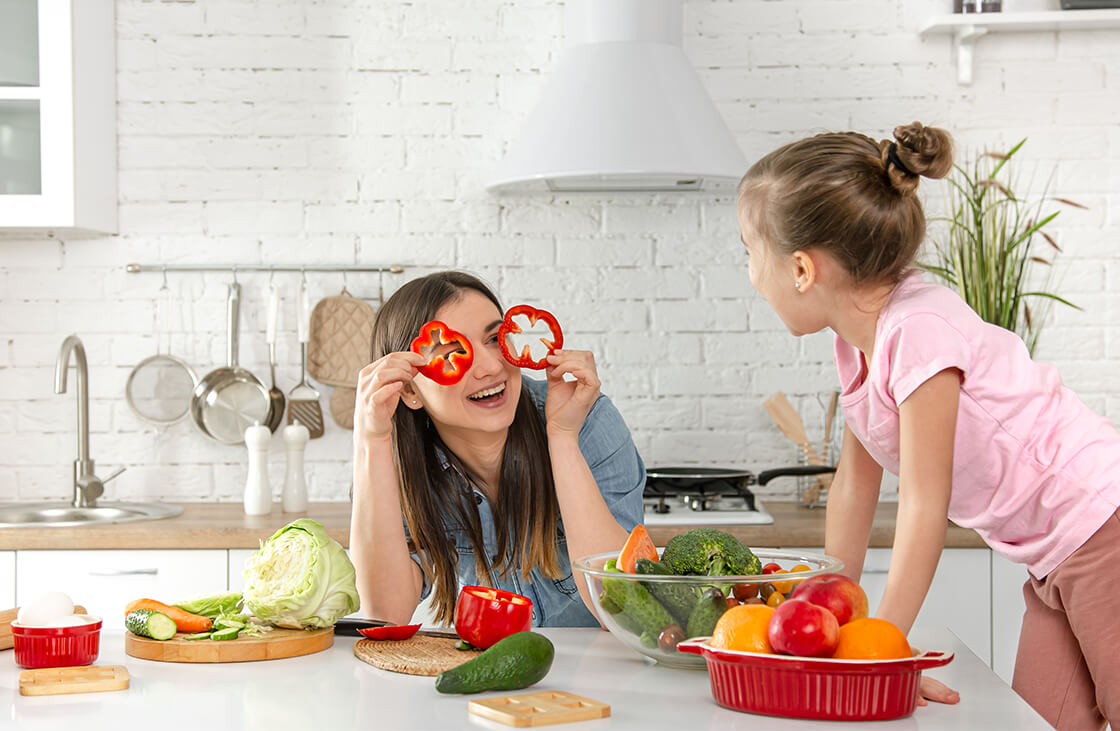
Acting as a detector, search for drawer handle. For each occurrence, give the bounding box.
[88,568,159,576]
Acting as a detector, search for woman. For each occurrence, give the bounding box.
[350,271,645,627]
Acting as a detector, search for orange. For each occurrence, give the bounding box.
[710,604,775,654]
[832,617,912,660]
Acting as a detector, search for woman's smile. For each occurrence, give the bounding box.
[466,381,508,408]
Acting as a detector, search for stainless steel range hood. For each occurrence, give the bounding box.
[486,0,747,194]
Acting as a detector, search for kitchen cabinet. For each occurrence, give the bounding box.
[990,551,1028,684]
[0,551,13,608]
[15,550,227,629]
[785,546,991,665]
[0,0,116,233]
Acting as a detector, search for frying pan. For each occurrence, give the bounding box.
[190,283,271,445]
[645,465,837,507]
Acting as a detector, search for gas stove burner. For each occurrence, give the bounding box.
[642,466,774,526]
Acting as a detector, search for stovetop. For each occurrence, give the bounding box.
[642,472,774,526]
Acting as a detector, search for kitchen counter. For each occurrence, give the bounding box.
[3,627,1048,730]
[0,501,986,550]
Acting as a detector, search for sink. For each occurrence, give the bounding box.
[0,502,183,528]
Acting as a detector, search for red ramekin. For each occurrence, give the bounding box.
[11,617,103,669]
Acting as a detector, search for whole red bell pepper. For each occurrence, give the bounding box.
[497,305,564,370]
[410,320,474,386]
[453,586,533,649]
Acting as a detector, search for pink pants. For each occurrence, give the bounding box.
[1013,507,1120,730]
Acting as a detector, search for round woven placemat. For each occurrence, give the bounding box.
[352,635,481,676]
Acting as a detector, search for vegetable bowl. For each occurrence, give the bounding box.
[572,548,842,669]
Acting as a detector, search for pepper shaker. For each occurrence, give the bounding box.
[243,422,272,516]
[282,421,310,512]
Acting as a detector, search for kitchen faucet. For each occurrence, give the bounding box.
[55,334,124,507]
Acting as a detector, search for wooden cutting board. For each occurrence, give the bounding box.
[1,605,88,651]
[20,665,130,696]
[469,691,611,727]
[353,635,481,676]
[125,627,333,663]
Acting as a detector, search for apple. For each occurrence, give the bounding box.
[790,573,869,626]
[767,599,840,657]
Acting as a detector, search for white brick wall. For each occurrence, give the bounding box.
[1,0,1117,505]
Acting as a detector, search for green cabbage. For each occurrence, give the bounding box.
[242,518,360,629]
[173,592,243,619]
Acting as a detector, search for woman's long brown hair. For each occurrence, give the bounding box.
[369,271,561,624]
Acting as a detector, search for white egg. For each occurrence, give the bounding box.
[16,591,75,626]
[48,614,92,627]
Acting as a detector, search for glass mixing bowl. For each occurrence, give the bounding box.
[573,548,843,669]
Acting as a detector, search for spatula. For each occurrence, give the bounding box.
[287,279,324,439]
[763,391,825,465]
[265,284,286,433]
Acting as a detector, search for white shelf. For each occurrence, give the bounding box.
[0,87,42,101]
[919,9,1120,85]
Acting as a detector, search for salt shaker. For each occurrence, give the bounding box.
[243,422,272,516]
[282,421,310,512]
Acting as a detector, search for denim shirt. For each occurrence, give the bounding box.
[410,377,645,626]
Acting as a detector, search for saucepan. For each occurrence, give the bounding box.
[190,282,271,445]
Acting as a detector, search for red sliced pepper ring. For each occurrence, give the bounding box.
[410,320,474,386]
[497,305,564,370]
[356,623,422,641]
[453,585,533,650]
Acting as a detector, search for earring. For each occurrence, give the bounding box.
[794,281,801,290]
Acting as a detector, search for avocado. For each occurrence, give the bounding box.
[434,631,554,695]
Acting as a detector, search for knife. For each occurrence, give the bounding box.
[333,617,459,640]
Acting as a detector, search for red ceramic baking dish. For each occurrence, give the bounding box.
[678,638,953,721]
[11,617,103,669]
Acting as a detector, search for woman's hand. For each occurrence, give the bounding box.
[543,349,601,438]
[917,675,960,706]
[354,351,427,442]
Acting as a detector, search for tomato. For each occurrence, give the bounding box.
[766,591,785,608]
[732,583,759,601]
[761,562,782,575]
[453,585,533,649]
[771,569,795,595]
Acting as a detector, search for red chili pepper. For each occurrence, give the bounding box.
[356,623,422,641]
[497,305,564,370]
[410,320,474,386]
[453,585,533,650]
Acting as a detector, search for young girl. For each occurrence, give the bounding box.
[349,271,645,628]
[736,122,1120,729]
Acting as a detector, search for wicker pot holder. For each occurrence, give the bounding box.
[307,289,376,429]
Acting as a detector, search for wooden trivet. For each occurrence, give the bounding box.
[469,690,610,727]
[353,634,480,676]
[19,665,130,696]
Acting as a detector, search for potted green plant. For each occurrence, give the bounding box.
[922,138,1086,356]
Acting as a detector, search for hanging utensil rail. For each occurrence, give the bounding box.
[125,263,405,274]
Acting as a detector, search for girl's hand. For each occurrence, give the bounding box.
[354,351,427,442]
[917,675,960,706]
[543,349,601,438]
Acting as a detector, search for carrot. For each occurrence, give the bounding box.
[125,598,212,634]
[618,524,658,573]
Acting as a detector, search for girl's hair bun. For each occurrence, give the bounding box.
[881,122,954,194]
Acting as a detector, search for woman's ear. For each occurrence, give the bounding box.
[792,250,818,293]
[401,383,424,410]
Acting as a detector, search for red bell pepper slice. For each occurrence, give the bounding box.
[453,585,533,650]
[356,623,422,641]
[497,305,564,370]
[410,320,474,385]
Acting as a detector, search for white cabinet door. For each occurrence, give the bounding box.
[991,552,1028,684]
[783,546,992,665]
[16,550,227,629]
[0,0,116,232]
[0,551,14,608]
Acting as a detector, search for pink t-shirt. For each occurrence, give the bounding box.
[835,272,1120,579]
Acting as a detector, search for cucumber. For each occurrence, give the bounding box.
[125,609,177,641]
[601,563,676,641]
[210,626,241,641]
[182,632,213,641]
[635,557,701,627]
[686,587,728,639]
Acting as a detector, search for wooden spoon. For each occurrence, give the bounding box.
[763,391,825,465]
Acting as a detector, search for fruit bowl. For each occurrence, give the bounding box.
[11,616,103,669]
[572,548,842,669]
[678,638,953,720]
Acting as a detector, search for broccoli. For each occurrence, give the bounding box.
[660,528,762,577]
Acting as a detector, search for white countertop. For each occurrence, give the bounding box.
[4,627,1049,730]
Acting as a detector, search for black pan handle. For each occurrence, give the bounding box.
[756,465,836,486]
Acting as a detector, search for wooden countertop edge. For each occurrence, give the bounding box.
[0,501,986,551]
